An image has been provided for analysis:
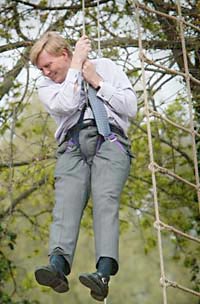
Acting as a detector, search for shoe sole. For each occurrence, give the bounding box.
[35,267,69,293]
[79,274,106,301]
[91,291,105,301]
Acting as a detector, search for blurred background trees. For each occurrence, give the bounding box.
[0,0,199,303]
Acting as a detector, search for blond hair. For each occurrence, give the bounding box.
[29,31,73,66]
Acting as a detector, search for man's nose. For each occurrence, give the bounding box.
[43,68,51,76]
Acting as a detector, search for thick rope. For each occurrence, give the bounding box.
[142,53,200,86]
[162,278,200,298]
[154,221,200,244]
[176,0,200,212]
[150,110,200,138]
[137,2,200,33]
[82,2,107,303]
[81,0,89,104]
[134,2,168,304]
[148,162,198,190]
[133,0,200,302]
[82,0,86,35]
[83,1,200,302]
[97,0,102,57]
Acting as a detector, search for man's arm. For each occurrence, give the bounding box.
[82,58,137,118]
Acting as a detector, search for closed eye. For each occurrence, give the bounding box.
[40,62,52,71]
[45,62,52,69]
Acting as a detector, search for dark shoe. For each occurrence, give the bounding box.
[35,264,69,293]
[90,290,107,302]
[79,272,109,301]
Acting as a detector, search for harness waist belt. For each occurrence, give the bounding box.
[67,119,126,140]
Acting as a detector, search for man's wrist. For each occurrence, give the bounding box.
[96,80,104,91]
[70,57,83,70]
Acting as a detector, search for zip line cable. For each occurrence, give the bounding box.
[81,1,107,302]
[97,0,102,58]
[81,0,89,105]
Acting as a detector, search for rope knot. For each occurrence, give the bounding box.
[160,277,171,288]
[148,162,159,172]
[139,51,145,61]
[153,220,164,231]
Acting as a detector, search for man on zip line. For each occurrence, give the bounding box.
[30,32,137,301]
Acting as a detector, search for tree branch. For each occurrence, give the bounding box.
[0,176,49,219]
[130,121,193,166]
[0,155,55,169]
[13,0,111,10]
[1,36,198,56]
[0,48,30,99]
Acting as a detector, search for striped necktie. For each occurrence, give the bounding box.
[87,85,111,137]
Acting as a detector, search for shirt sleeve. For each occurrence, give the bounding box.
[96,59,137,118]
[38,68,83,115]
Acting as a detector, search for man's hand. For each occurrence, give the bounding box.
[71,35,91,70]
[82,60,102,89]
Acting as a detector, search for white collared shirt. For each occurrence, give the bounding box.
[37,58,137,144]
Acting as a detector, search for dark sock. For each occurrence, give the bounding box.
[50,255,70,275]
[97,257,113,277]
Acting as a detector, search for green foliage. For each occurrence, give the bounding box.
[39,0,48,7]
[141,15,166,40]
[0,0,200,303]
[184,255,200,292]
[0,290,40,304]
[0,228,17,304]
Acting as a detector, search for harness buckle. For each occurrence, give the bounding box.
[107,133,117,142]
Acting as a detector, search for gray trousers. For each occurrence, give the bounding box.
[49,126,131,275]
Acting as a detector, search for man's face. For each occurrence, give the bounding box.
[37,49,71,83]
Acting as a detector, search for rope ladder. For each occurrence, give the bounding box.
[82,1,200,303]
[133,0,200,303]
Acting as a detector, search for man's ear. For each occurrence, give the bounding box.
[62,49,69,60]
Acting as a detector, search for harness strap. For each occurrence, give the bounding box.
[66,120,126,141]
[68,105,87,146]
